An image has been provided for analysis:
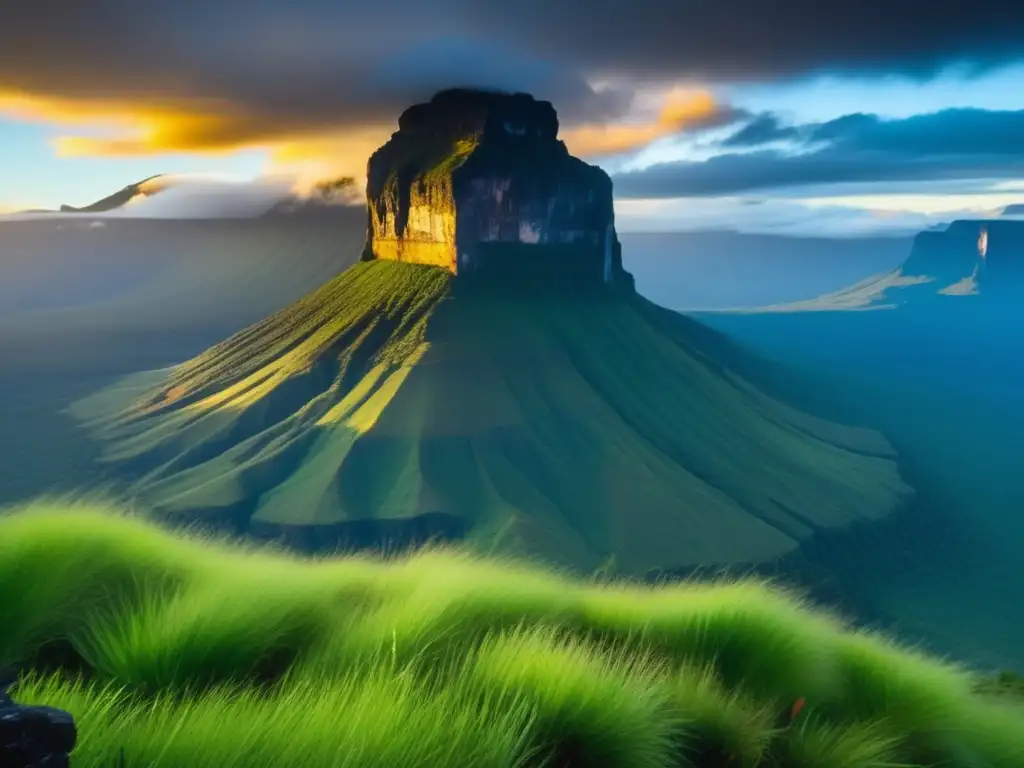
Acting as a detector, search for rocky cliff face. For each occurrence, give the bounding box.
[364,89,631,287]
[793,219,1024,312]
[898,219,1024,300]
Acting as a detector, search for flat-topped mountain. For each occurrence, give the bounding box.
[365,88,630,287]
[72,90,912,576]
[755,219,1024,313]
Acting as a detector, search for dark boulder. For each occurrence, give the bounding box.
[0,673,77,768]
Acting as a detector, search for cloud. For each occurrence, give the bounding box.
[563,89,739,157]
[805,108,1024,154]
[0,31,651,183]
[0,29,633,161]
[0,175,294,220]
[0,80,736,193]
[109,176,294,218]
[614,108,1024,198]
[268,128,397,194]
[2,2,1023,166]
[5,2,1024,103]
[3,2,1023,223]
[0,89,279,158]
[615,196,963,237]
[721,114,801,147]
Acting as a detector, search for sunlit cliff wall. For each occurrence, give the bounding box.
[364,89,630,286]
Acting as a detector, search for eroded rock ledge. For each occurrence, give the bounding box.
[364,88,631,287]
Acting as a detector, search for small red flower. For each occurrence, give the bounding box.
[790,696,807,722]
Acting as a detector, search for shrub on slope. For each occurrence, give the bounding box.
[2,501,1022,768]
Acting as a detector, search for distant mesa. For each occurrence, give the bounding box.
[759,218,1024,312]
[878,219,1024,303]
[1001,203,1024,217]
[365,88,630,288]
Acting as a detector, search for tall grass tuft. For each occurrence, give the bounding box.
[2,503,1023,768]
[466,627,678,768]
[15,671,537,768]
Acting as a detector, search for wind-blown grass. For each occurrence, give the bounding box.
[3,501,1023,767]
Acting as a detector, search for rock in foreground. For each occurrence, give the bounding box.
[1,675,76,768]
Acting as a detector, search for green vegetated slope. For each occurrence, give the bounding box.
[75,260,911,574]
[2,504,1022,768]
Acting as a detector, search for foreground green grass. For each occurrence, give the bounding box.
[3,502,1023,768]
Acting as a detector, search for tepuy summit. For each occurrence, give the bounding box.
[364,88,630,287]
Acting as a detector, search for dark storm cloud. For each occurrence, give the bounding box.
[721,114,802,147]
[613,108,1024,198]
[806,109,1024,155]
[2,0,1024,136]
[0,5,633,141]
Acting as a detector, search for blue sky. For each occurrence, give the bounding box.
[727,63,1024,122]
[621,62,1024,186]
[608,64,1024,233]
[4,63,1023,223]
[3,2,1024,234]
[0,121,268,211]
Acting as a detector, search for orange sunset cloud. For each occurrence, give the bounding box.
[0,85,731,191]
[562,88,727,157]
[0,89,293,157]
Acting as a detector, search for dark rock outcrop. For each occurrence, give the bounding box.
[0,674,77,768]
[900,219,1024,300]
[796,218,1024,312]
[364,88,631,288]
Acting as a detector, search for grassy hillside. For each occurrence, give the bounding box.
[2,503,1022,768]
[0,213,366,508]
[75,260,910,574]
